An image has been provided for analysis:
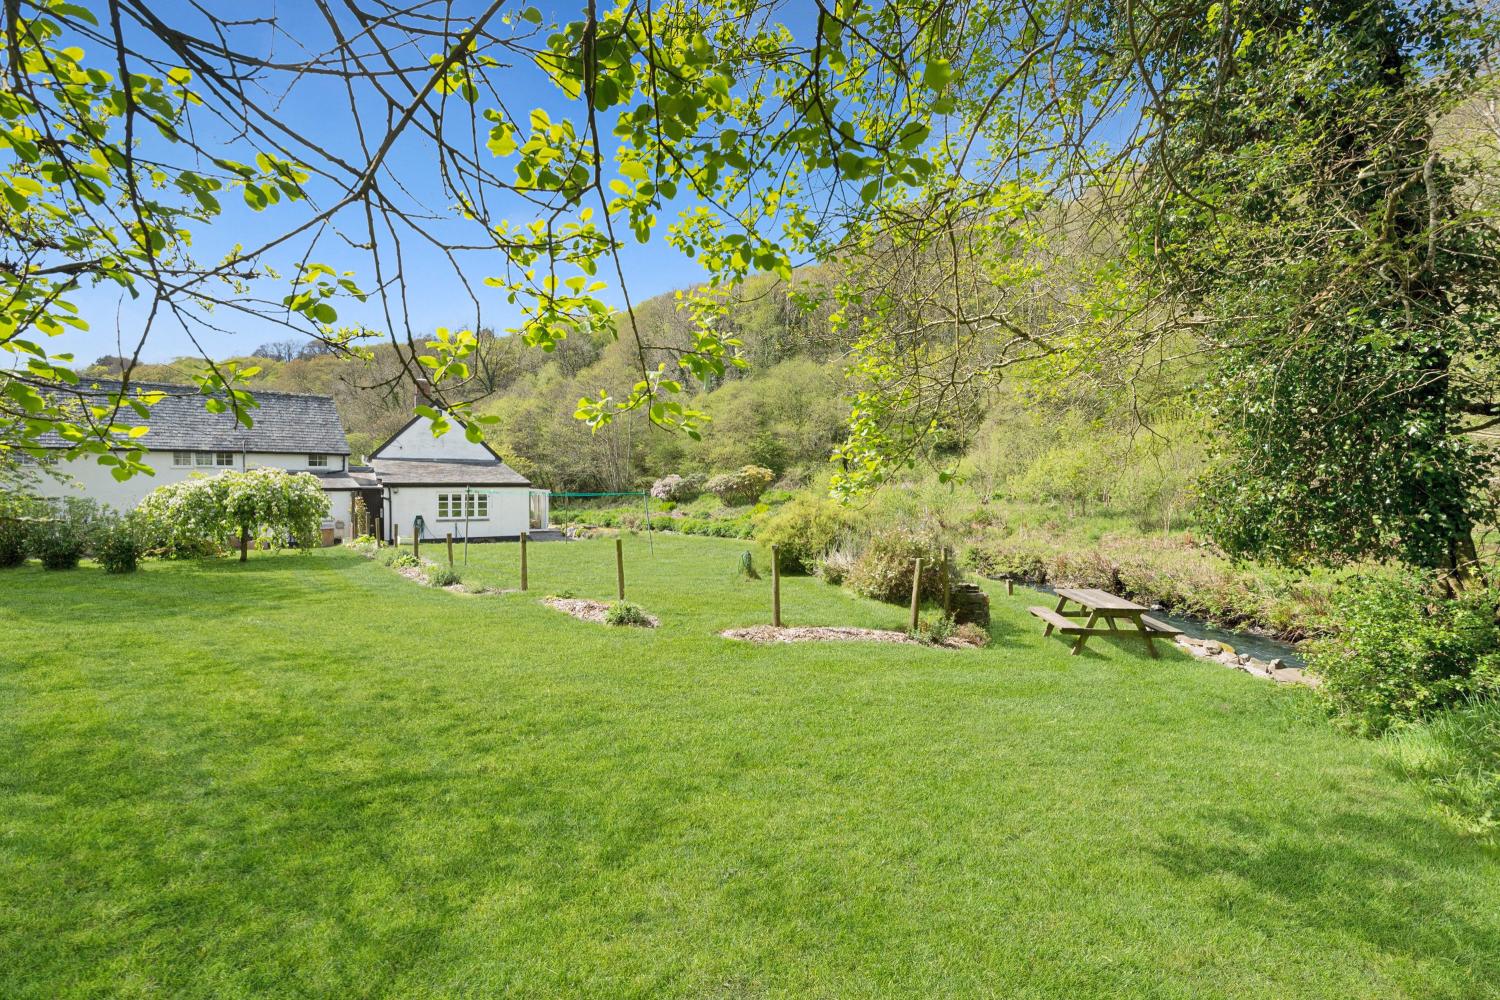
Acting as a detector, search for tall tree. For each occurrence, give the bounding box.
[1121,0,1500,594]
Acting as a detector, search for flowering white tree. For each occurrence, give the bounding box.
[136,468,329,561]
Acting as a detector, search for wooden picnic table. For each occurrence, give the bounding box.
[1027,587,1181,658]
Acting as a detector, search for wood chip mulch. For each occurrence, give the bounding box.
[721,625,985,649]
[723,625,913,644]
[543,597,659,628]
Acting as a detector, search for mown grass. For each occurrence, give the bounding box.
[2,535,1499,999]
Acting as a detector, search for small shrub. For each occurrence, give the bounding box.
[0,492,43,567]
[953,622,991,648]
[815,544,859,585]
[910,614,959,645]
[650,473,705,502]
[605,601,652,627]
[28,497,105,571]
[32,528,84,570]
[964,537,1051,583]
[705,465,775,506]
[0,520,25,567]
[96,514,144,574]
[385,551,420,569]
[1383,700,1500,839]
[753,494,862,573]
[1306,575,1500,736]
[426,566,461,587]
[966,506,1003,531]
[846,527,950,605]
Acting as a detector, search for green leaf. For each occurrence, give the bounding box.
[922,59,952,91]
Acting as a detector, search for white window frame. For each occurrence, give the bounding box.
[177,451,234,468]
[308,454,328,468]
[437,491,487,520]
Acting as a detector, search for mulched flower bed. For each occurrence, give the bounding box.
[543,597,659,628]
[721,625,984,649]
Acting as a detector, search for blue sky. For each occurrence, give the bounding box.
[63,1,726,365]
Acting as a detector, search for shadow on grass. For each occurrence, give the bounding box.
[1150,805,1500,979]
[1027,629,1193,664]
[0,551,369,630]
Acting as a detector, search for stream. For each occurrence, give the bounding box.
[1018,583,1307,668]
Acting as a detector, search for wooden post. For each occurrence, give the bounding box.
[520,531,529,591]
[393,525,399,550]
[771,545,782,627]
[239,526,249,563]
[941,546,951,615]
[615,537,625,600]
[909,557,923,632]
[1006,578,1014,596]
[412,524,420,560]
[446,532,454,568]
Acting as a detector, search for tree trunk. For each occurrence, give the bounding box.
[240,526,249,563]
[1438,525,1487,601]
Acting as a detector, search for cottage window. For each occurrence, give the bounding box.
[178,451,233,468]
[437,492,487,519]
[308,454,328,468]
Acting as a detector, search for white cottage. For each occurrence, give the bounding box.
[26,381,550,544]
[28,381,362,538]
[367,414,550,543]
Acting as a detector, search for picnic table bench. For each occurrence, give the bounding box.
[1027,587,1181,657]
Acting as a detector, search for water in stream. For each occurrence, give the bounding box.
[1018,583,1306,668]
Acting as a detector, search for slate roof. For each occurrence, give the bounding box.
[370,457,531,487]
[310,471,364,491]
[34,380,350,455]
[347,468,382,489]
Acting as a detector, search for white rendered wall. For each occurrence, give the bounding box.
[30,449,347,512]
[374,420,499,462]
[386,485,531,541]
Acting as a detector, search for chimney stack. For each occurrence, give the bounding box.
[413,376,434,409]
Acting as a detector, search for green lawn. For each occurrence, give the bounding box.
[2,535,1498,998]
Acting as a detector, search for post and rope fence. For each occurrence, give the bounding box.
[941,547,951,615]
[909,558,924,633]
[615,538,626,600]
[520,531,529,591]
[771,545,783,627]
